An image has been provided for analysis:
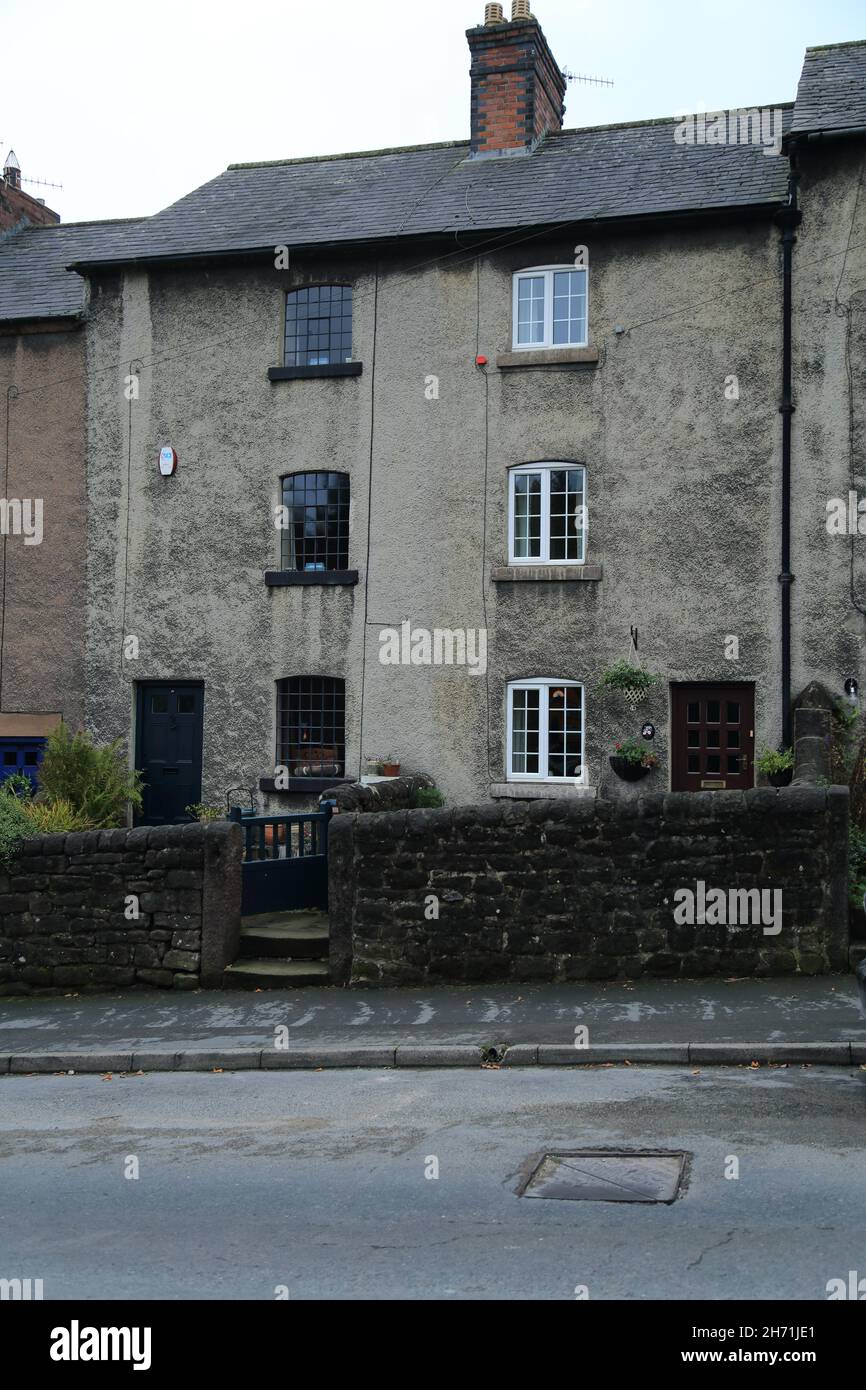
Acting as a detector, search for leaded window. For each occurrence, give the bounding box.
[277,677,345,778]
[280,472,350,572]
[285,285,353,367]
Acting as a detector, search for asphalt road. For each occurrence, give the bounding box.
[1,1066,865,1300]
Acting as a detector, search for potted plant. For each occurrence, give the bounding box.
[599,660,659,708]
[380,755,401,778]
[757,746,794,787]
[609,737,659,782]
[364,755,383,776]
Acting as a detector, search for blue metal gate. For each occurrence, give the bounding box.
[228,806,332,915]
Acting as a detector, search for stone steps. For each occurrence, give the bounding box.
[224,909,331,987]
[240,911,329,960]
[224,959,331,989]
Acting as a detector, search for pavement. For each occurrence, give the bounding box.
[1,1066,864,1299]
[0,975,864,1071]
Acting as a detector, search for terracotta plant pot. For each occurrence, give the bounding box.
[381,762,401,778]
[609,755,652,782]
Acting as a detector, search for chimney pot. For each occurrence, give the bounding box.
[484,3,504,22]
[512,0,531,19]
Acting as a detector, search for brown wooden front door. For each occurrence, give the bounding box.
[670,684,755,792]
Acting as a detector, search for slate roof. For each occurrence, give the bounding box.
[0,219,142,322]
[791,40,866,136]
[66,112,793,272]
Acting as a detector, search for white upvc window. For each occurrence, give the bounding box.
[512,266,588,350]
[507,679,585,783]
[508,462,587,565]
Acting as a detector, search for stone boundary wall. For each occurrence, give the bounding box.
[328,788,849,986]
[0,822,242,996]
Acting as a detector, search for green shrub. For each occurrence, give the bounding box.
[756,746,794,776]
[185,803,225,823]
[412,786,445,809]
[3,771,34,800]
[20,798,94,834]
[849,823,866,908]
[37,723,142,828]
[0,783,34,863]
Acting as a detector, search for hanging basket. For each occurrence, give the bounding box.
[621,684,649,707]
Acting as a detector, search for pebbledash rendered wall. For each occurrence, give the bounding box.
[0,822,242,996]
[328,786,849,986]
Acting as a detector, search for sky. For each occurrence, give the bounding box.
[2,0,865,225]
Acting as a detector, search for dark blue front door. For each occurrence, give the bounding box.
[136,684,204,825]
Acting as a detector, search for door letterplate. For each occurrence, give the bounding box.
[700,780,726,789]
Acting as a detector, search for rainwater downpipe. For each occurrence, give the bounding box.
[778,142,802,750]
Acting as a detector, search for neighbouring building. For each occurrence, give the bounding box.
[27,11,866,817]
[0,150,59,237]
[0,184,141,781]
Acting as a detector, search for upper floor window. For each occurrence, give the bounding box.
[509,463,586,565]
[277,676,345,778]
[280,472,350,572]
[512,267,587,350]
[507,679,584,782]
[285,285,352,367]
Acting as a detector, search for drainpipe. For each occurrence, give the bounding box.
[777,142,802,750]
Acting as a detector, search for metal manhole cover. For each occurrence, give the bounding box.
[519,1150,688,1204]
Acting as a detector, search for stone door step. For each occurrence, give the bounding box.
[223,959,331,989]
[240,912,329,960]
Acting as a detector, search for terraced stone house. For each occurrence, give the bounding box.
[5,8,866,817]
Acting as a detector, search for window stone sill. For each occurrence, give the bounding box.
[265,570,359,587]
[492,565,602,583]
[490,783,597,800]
[268,363,363,381]
[496,347,599,370]
[260,776,356,794]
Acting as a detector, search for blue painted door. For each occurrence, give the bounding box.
[0,737,46,790]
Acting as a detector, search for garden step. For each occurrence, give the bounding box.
[223,959,331,989]
[240,911,329,960]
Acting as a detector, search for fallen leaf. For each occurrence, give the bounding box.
[101,1073,113,1081]
[211,1068,224,1074]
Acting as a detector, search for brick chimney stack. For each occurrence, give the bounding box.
[0,150,60,235]
[467,2,567,157]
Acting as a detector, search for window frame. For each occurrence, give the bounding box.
[507,462,587,566]
[506,678,586,784]
[276,675,346,779]
[511,265,589,351]
[283,283,353,369]
[279,470,351,573]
